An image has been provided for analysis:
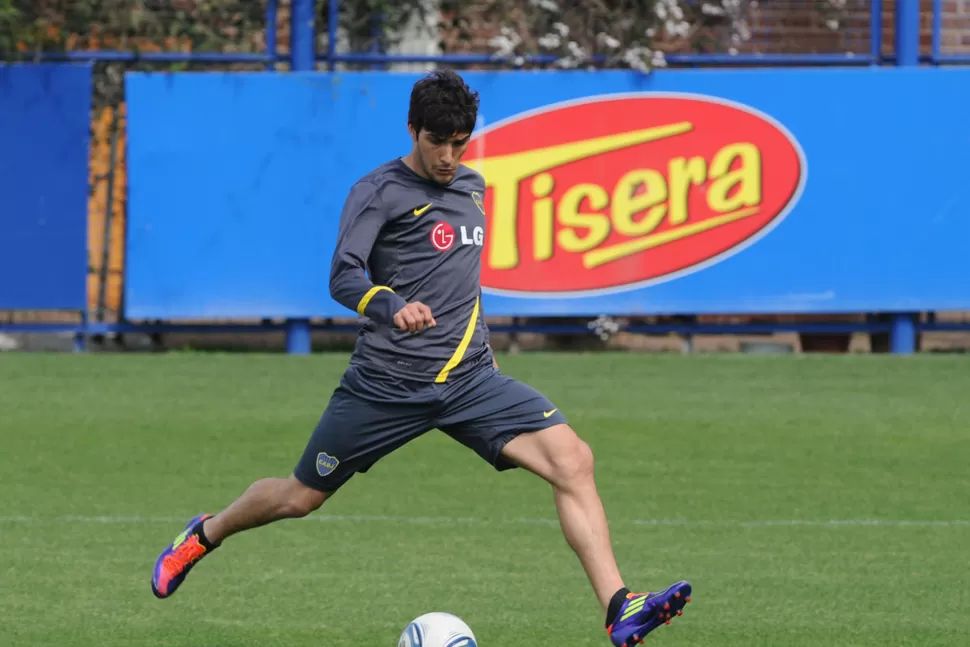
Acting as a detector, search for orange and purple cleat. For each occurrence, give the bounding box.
[151,513,217,599]
[606,581,692,646]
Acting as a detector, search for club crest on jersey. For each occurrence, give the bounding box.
[470,191,486,215]
[316,452,340,476]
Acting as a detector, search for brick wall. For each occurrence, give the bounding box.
[722,1,969,59]
[928,0,970,55]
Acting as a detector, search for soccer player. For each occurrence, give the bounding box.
[150,69,691,646]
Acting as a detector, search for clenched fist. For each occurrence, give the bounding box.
[393,302,436,333]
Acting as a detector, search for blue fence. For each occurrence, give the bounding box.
[2,1,970,355]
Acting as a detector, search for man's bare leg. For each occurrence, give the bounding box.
[150,475,328,599]
[499,423,624,611]
[499,423,691,646]
[203,475,329,544]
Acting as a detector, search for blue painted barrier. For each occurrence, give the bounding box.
[125,68,970,329]
[0,63,92,311]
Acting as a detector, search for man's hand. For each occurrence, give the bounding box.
[393,302,436,333]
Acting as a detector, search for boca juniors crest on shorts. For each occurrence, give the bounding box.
[316,452,340,476]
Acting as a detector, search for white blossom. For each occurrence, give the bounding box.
[597,32,620,49]
[529,0,559,11]
[487,26,521,57]
[538,33,561,49]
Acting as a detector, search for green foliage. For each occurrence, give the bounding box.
[0,1,272,108]
[0,0,269,59]
[0,0,26,56]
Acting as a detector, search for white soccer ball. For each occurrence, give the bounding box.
[398,612,478,647]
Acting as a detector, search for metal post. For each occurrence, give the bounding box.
[890,314,917,354]
[265,0,279,71]
[284,0,315,353]
[890,1,920,354]
[328,0,339,71]
[931,0,942,64]
[286,318,312,355]
[371,13,385,70]
[870,0,883,64]
[895,0,920,66]
[290,0,316,70]
[74,311,88,353]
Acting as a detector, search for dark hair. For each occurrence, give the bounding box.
[408,68,480,138]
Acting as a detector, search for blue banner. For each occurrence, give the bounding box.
[125,68,970,318]
[0,63,92,310]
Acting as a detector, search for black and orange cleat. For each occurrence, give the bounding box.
[151,514,217,599]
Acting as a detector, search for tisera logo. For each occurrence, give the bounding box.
[464,93,806,296]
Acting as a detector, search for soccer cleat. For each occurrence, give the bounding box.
[151,513,215,599]
[607,581,692,646]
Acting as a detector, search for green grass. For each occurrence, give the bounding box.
[2,352,969,646]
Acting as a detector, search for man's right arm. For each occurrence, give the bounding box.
[329,180,408,325]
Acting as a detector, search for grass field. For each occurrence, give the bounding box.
[2,352,969,646]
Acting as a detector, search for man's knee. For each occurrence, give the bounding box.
[278,475,329,518]
[553,434,595,486]
[501,423,597,487]
[537,426,595,489]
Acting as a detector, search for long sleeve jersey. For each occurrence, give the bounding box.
[329,158,493,384]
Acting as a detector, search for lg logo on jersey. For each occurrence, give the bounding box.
[430,222,484,252]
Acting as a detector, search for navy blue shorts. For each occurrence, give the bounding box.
[292,362,567,493]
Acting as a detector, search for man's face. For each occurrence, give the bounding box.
[411,126,471,184]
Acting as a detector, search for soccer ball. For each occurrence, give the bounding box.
[398,612,478,647]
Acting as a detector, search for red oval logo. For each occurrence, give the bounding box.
[431,221,455,251]
[464,93,806,296]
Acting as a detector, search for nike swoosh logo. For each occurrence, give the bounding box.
[413,202,432,216]
[543,409,557,418]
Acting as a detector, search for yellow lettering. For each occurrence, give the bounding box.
[463,125,767,272]
[707,143,761,213]
[611,169,668,237]
[667,156,707,225]
[557,184,610,253]
[532,173,556,262]
[463,121,693,269]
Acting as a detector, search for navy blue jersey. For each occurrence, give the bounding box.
[329,158,493,384]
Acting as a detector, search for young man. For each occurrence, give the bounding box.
[150,69,691,647]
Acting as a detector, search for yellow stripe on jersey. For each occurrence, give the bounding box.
[435,297,481,383]
[356,285,394,317]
